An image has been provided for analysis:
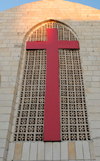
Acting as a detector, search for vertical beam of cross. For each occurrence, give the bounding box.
[26,28,79,141]
[44,29,60,141]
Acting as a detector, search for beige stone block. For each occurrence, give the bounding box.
[37,142,44,160]
[1,77,9,82]
[92,129,100,139]
[0,57,4,61]
[90,142,95,159]
[0,107,11,114]
[81,56,88,61]
[7,143,15,160]
[83,66,88,70]
[92,76,100,81]
[0,148,5,158]
[7,44,14,48]
[9,82,16,88]
[0,52,11,57]
[3,147,7,159]
[84,71,93,76]
[93,61,100,65]
[91,121,100,128]
[93,71,100,76]
[0,44,7,48]
[4,57,13,61]
[88,56,96,61]
[91,82,100,87]
[87,87,100,93]
[61,141,68,160]
[95,147,100,156]
[1,71,11,76]
[11,71,18,76]
[14,142,22,160]
[83,142,90,159]
[10,40,17,44]
[88,99,100,106]
[11,66,18,71]
[85,82,91,87]
[3,40,10,43]
[0,88,14,94]
[68,142,76,160]
[0,122,9,130]
[0,115,10,122]
[90,52,99,56]
[45,142,52,160]
[0,101,12,107]
[0,130,8,139]
[90,114,100,121]
[0,159,5,161]
[94,139,100,146]
[89,107,100,113]
[0,83,10,88]
[1,61,10,66]
[98,66,100,70]
[13,56,20,61]
[0,139,6,148]
[6,36,18,40]
[3,66,11,71]
[96,156,100,161]
[85,76,92,81]
[0,94,13,101]
[10,61,19,66]
[9,76,16,82]
[88,66,98,70]
[76,142,84,159]
[30,142,37,160]
[21,142,30,160]
[87,94,100,100]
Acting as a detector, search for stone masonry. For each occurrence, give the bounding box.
[0,0,100,160]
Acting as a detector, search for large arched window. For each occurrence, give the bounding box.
[14,20,90,141]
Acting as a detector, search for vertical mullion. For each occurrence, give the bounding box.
[65,50,69,141]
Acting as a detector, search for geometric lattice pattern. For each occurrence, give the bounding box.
[59,49,90,141]
[14,50,46,141]
[14,21,90,141]
[28,21,77,42]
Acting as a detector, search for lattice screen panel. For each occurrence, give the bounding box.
[59,49,90,141]
[14,21,90,141]
[28,21,77,42]
[14,50,46,141]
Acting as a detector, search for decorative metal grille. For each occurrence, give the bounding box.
[28,21,77,42]
[14,50,46,141]
[14,21,90,141]
[59,49,90,141]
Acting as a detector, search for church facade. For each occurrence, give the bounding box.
[0,0,100,160]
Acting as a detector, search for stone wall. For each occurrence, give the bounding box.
[0,0,100,160]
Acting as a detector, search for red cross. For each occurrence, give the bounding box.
[26,28,79,141]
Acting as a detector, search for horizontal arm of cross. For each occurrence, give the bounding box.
[58,40,79,49]
[26,41,47,49]
[26,40,79,50]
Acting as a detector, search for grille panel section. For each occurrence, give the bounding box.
[14,50,46,141]
[59,49,90,141]
[28,21,77,41]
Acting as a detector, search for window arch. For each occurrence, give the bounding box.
[14,20,90,141]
